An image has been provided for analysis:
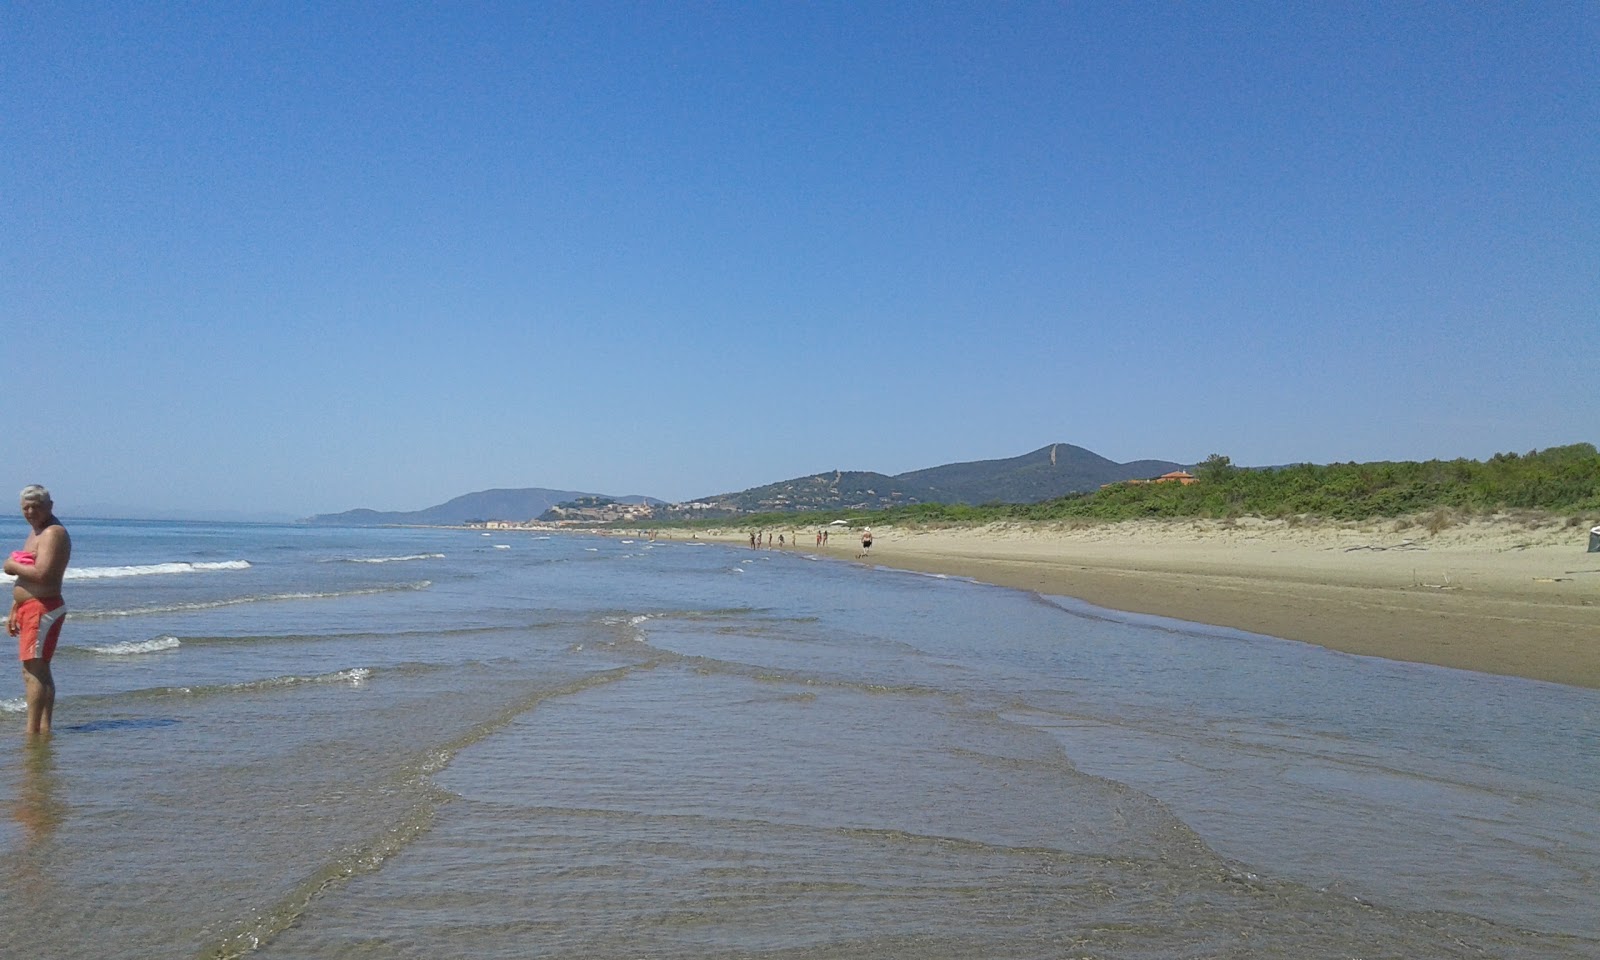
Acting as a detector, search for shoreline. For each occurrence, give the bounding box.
[673,517,1600,690]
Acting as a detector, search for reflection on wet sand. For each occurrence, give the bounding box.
[12,740,65,850]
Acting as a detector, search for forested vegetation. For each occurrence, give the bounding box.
[671,444,1600,529]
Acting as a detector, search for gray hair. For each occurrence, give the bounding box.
[20,484,51,505]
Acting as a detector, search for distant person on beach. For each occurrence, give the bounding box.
[860,527,873,556]
[6,486,71,736]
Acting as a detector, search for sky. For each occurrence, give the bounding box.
[4,2,1596,520]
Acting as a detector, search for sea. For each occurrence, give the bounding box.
[1,518,1596,959]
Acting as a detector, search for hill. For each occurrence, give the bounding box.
[676,444,1189,516]
[305,488,660,526]
[680,470,946,516]
[306,443,1194,524]
[838,444,1600,526]
[897,443,1187,504]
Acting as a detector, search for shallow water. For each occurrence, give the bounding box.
[1,520,1595,958]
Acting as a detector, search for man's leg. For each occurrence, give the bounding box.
[22,659,53,735]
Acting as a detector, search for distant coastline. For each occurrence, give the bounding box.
[302,442,1599,531]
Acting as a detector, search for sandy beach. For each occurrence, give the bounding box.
[688,517,1600,689]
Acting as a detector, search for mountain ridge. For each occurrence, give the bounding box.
[895,443,1186,505]
[305,444,1191,524]
[681,444,1188,515]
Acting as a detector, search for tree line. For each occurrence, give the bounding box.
[673,444,1600,528]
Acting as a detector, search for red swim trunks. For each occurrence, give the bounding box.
[15,597,66,662]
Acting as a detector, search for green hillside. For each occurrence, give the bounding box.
[1051,446,1600,521]
[760,444,1600,527]
[898,443,1187,503]
[683,444,1190,517]
[681,471,944,515]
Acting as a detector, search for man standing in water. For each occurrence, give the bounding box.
[6,486,70,736]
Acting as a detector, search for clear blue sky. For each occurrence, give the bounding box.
[5,2,1595,519]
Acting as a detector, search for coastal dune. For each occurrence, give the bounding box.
[705,517,1600,689]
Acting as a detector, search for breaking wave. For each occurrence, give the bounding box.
[59,560,253,581]
[321,554,445,564]
[86,635,182,656]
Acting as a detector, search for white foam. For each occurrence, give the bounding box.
[598,614,655,627]
[63,560,252,581]
[494,544,511,550]
[0,697,23,713]
[88,636,182,656]
[330,553,445,564]
[227,666,373,693]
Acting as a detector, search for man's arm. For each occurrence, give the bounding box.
[6,527,70,588]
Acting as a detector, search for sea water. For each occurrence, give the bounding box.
[0,519,1595,959]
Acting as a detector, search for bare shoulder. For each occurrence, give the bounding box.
[38,522,71,553]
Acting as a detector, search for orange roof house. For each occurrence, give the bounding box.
[1101,470,1198,489]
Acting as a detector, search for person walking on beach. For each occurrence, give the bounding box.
[860,527,873,558]
[6,486,70,736]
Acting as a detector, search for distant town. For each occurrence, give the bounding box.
[469,495,718,529]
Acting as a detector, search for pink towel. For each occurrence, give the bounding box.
[10,550,36,565]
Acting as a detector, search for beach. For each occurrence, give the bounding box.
[4,520,1598,958]
[697,516,1600,689]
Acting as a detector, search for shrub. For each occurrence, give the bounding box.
[1424,509,1454,534]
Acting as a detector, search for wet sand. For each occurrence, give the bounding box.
[697,517,1600,689]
